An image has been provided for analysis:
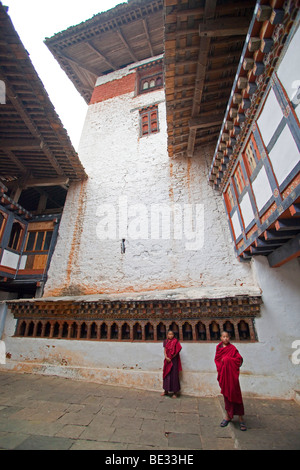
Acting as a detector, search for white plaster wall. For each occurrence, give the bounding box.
[277,24,300,103]
[257,88,283,146]
[239,192,254,229]
[45,63,254,297]
[1,250,19,269]
[269,125,300,185]
[23,56,299,400]
[251,165,273,212]
[2,284,299,399]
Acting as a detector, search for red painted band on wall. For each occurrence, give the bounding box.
[90,72,136,104]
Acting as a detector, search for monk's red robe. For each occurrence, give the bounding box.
[163,338,182,379]
[214,343,244,406]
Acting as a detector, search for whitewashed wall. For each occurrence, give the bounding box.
[44,58,254,297]
[2,55,299,400]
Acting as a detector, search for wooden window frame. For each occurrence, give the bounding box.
[225,185,235,213]
[7,220,25,252]
[0,211,7,244]
[244,135,261,176]
[137,62,163,96]
[234,162,246,195]
[139,72,163,95]
[25,230,53,253]
[139,106,159,137]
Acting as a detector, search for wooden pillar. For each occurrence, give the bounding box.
[248,319,256,341]
[87,322,92,340]
[76,323,81,340]
[178,322,183,342]
[58,322,63,339]
[192,322,197,341]
[153,322,158,341]
[97,323,101,340]
[41,322,46,338]
[49,322,55,338]
[205,322,211,341]
[15,320,22,336]
[33,321,38,337]
[107,322,111,340]
[129,323,133,341]
[233,321,239,341]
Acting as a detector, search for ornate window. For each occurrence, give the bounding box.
[15,318,255,343]
[137,61,163,95]
[234,163,246,195]
[244,137,260,176]
[0,211,7,243]
[140,105,159,137]
[8,221,24,252]
[25,230,53,252]
[12,298,260,343]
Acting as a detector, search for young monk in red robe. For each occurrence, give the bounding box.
[162,330,182,398]
[215,331,247,431]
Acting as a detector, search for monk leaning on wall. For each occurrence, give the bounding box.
[215,331,247,431]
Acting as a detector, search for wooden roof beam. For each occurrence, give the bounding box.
[189,115,223,130]
[56,50,99,78]
[4,149,28,174]
[187,0,217,158]
[176,2,255,18]
[268,234,300,268]
[0,138,41,150]
[24,177,69,189]
[116,28,138,63]
[86,42,118,71]
[1,73,65,177]
[142,18,154,57]
[199,17,250,37]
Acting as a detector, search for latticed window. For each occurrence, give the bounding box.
[245,137,260,175]
[234,163,246,195]
[8,221,24,251]
[0,211,7,243]
[139,106,159,136]
[25,230,53,252]
[140,74,163,93]
[226,186,235,212]
[137,60,163,95]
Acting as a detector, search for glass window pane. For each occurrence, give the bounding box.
[43,231,53,251]
[8,222,22,250]
[25,232,36,251]
[35,232,44,251]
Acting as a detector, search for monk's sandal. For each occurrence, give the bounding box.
[220,419,231,427]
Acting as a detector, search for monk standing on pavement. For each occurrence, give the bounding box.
[215,331,247,431]
[161,330,182,398]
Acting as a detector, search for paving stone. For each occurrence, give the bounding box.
[14,435,74,450]
[166,432,202,449]
[70,440,128,450]
[79,423,116,442]
[0,432,29,450]
[55,424,86,439]
[58,410,95,426]
[109,427,143,445]
[0,371,299,451]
